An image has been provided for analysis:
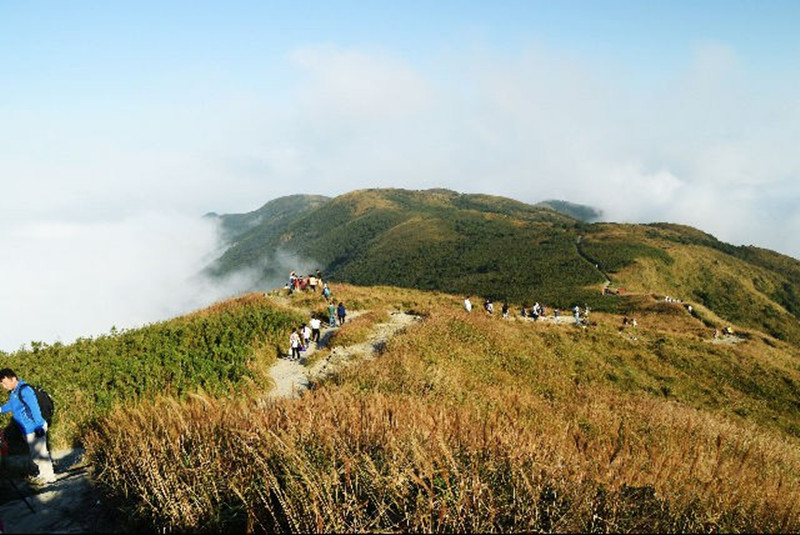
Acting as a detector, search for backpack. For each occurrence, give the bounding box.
[19,384,54,426]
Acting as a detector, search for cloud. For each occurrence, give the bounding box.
[0,214,256,351]
[290,45,434,121]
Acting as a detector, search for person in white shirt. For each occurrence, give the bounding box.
[309,317,322,343]
[464,296,472,313]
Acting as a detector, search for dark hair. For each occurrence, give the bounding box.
[0,368,17,380]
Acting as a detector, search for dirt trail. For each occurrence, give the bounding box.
[0,298,419,532]
[267,311,419,400]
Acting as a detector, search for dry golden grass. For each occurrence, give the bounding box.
[84,287,800,533]
[86,388,800,532]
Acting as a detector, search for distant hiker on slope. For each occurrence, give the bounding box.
[0,368,56,485]
[464,296,473,313]
[310,316,322,343]
[328,301,337,327]
[289,329,302,361]
[337,302,347,326]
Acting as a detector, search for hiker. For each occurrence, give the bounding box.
[464,296,473,313]
[337,302,347,326]
[322,283,331,300]
[573,305,581,325]
[328,301,337,327]
[301,324,312,348]
[289,329,301,360]
[502,302,509,319]
[0,368,56,485]
[310,316,322,343]
[484,299,494,315]
[309,274,318,292]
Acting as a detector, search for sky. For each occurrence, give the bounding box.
[2,0,800,349]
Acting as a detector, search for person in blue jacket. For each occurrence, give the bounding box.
[337,302,346,326]
[0,368,56,485]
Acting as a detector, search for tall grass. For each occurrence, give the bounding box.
[85,300,800,532]
[86,388,800,533]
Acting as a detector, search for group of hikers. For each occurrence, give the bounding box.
[289,269,331,300]
[463,295,592,326]
[286,269,347,361]
[463,292,741,340]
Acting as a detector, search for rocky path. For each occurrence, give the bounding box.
[267,310,419,400]
[0,449,118,533]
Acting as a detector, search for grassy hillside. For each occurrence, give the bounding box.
[0,295,302,447]
[209,188,800,346]
[210,188,605,305]
[206,194,330,241]
[581,223,800,343]
[77,284,800,532]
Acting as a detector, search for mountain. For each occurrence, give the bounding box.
[207,188,800,344]
[535,199,603,221]
[204,194,331,241]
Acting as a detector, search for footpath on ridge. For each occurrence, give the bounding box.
[0,296,419,533]
[267,308,420,400]
[0,290,740,532]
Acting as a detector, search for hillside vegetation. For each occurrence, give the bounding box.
[1,295,303,447]
[76,284,800,533]
[208,188,800,345]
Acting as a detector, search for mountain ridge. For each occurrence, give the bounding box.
[207,188,800,344]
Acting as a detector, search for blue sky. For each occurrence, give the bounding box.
[2,1,800,348]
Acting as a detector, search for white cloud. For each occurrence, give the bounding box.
[290,45,434,121]
[0,214,254,350]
